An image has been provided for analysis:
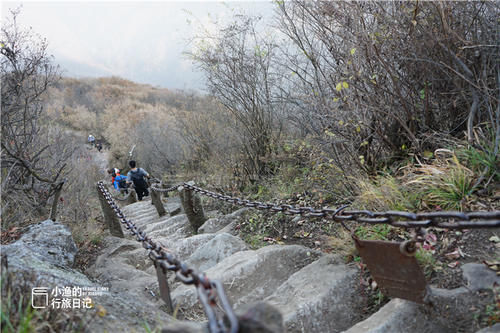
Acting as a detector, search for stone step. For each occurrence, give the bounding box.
[142,215,187,234]
[184,233,248,272]
[171,245,321,310]
[145,215,191,239]
[265,255,362,333]
[89,190,500,333]
[341,298,452,333]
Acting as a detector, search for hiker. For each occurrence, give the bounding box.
[107,168,120,185]
[87,134,95,147]
[96,141,103,152]
[113,174,129,194]
[126,160,151,201]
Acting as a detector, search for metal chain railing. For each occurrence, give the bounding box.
[181,183,500,229]
[150,183,181,193]
[97,181,238,333]
[100,178,498,330]
[97,176,499,329]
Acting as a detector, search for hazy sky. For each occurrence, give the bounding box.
[2,1,274,91]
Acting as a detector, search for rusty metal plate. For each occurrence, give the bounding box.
[156,265,174,313]
[354,238,428,303]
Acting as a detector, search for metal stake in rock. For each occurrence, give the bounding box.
[96,183,124,238]
[179,181,207,232]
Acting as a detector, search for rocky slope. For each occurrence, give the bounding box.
[3,195,499,332]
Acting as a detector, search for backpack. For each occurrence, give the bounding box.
[129,169,148,188]
[115,175,128,188]
[118,178,127,188]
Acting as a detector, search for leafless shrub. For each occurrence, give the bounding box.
[188,14,288,180]
[1,8,76,226]
[275,1,499,176]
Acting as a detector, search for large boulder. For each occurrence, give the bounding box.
[85,236,160,308]
[87,236,150,277]
[265,255,363,333]
[4,219,78,267]
[171,245,321,310]
[185,233,248,272]
[2,219,88,286]
[1,220,170,332]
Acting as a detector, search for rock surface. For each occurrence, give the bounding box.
[345,282,499,333]
[8,194,496,333]
[2,219,89,286]
[475,323,500,333]
[172,245,320,310]
[185,233,248,272]
[4,219,78,267]
[462,263,500,291]
[198,207,250,234]
[1,219,172,332]
[265,255,363,333]
[342,298,454,333]
[89,196,499,333]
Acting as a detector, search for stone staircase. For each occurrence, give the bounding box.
[86,196,500,333]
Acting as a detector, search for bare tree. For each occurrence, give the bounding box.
[274,1,499,175]
[189,14,287,180]
[1,8,70,225]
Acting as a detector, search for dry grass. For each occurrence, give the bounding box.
[355,175,417,211]
[355,149,479,212]
[1,268,88,332]
[404,151,475,211]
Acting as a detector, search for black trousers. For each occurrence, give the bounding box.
[136,185,149,201]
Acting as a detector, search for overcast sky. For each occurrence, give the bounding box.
[2,1,274,91]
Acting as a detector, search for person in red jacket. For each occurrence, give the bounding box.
[107,168,120,185]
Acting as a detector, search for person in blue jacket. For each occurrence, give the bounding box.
[113,174,129,194]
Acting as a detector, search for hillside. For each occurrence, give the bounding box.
[1,1,499,332]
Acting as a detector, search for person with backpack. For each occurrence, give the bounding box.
[96,141,103,152]
[126,160,151,201]
[88,134,95,147]
[113,174,129,194]
[107,168,120,184]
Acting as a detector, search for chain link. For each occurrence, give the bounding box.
[98,178,498,330]
[97,181,238,333]
[181,183,500,229]
[150,183,182,193]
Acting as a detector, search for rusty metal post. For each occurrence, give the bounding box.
[155,263,174,314]
[162,182,173,198]
[353,236,428,303]
[179,181,207,232]
[151,187,167,217]
[97,184,112,230]
[96,184,124,238]
[49,181,65,221]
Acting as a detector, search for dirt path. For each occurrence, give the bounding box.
[91,147,110,175]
